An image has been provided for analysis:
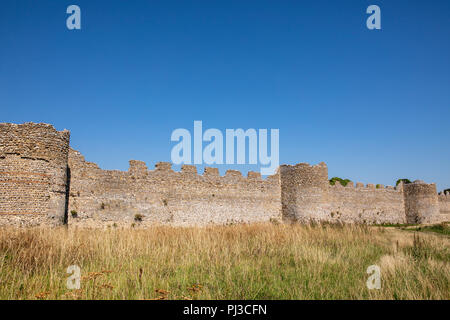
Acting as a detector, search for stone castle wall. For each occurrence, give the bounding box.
[0,123,70,227]
[403,181,441,224]
[327,182,406,224]
[280,163,406,224]
[0,122,447,227]
[67,149,281,228]
[438,192,450,222]
[280,163,330,222]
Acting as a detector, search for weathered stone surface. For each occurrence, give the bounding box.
[0,122,446,228]
[0,123,70,226]
[328,181,406,224]
[67,148,281,228]
[438,192,450,222]
[404,181,440,224]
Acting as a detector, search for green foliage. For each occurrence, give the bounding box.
[409,223,450,236]
[379,222,450,236]
[134,214,144,222]
[329,177,351,186]
[396,179,412,186]
[374,223,417,228]
[269,218,280,225]
[70,210,77,218]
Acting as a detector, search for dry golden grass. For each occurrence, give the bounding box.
[0,223,448,300]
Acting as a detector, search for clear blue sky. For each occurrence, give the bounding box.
[1,0,449,191]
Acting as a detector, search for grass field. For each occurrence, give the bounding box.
[0,223,448,300]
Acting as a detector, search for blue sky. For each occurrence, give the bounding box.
[1,0,449,190]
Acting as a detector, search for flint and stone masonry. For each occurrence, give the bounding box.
[0,123,70,227]
[0,123,448,227]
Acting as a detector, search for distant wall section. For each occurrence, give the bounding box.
[328,182,406,224]
[438,192,450,222]
[280,163,406,224]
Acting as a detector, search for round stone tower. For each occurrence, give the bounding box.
[280,162,329,222]
[0,123,70,226]
[403,180,440,224]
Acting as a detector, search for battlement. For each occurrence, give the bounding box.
[70,150,279,183]
[330,181,401,192]
[181,165,197,175]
